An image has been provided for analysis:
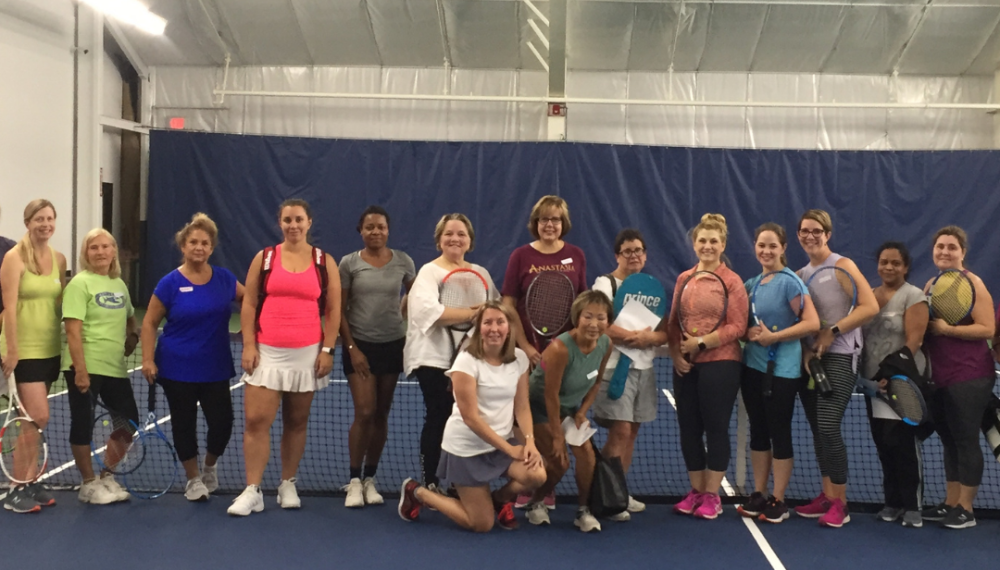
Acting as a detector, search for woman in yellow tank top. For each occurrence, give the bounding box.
[0,199,66,513]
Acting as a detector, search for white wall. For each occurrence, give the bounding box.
[101,51,123,240]
[151,65,995,150]
[0,1,75,256]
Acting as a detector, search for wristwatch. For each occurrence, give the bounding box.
[321,346,335,355]
[697,337,707,351]
[830,325,841,336]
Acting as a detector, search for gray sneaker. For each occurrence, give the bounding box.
[3,486,41,514]
[24,483,56,507]
[901,510,923,528]
[876,506,904,522]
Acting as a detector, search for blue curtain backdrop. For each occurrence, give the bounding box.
[145,130,1000,305]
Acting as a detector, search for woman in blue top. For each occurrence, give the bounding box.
[737,223,819,524]
[141,213,245,501]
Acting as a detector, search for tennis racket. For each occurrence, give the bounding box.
[124,382,180,499]
[676,270,729,363]
[804,266,857,397]
[525,271,576,351]
[982,395,1000,463]
[750,271,805,398]
[608,273,666,400]
[91,392,145,475]
[858,375,929,426]
[439,268,489,362]
[928,269,975,326]
[0,373,48,485]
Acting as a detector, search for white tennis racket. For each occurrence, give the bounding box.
[0,373,48,485]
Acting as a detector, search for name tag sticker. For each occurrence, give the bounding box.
[883,311,898,318]
[818,275,832,283]
[53,279,60,284]
[561,258,573,265]
[587,370,598,380]
[179,286,194,293]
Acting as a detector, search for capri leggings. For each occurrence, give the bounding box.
[799,352,855,486]
[158,378,234,463]
[929,376,995,487]
[65,370,139,446]
[414,366,453,487]
[741,365,799,460]
[674,360,742,472]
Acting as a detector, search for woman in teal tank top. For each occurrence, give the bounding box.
[524,290,612,533]
[0,199,66,513]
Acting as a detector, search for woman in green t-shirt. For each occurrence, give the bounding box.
[62,228,140,506]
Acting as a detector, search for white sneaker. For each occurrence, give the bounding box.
[362,478,383,505]
[525,502,551,525]
[100,474,130,502]
[277,478,301,509]
[201,460,219,493]
[228,485,264,516]
[78,479,118,505]
[610,510,631,522]
[344,478,364,508]
[185,476,210,502]
[575,507,602,532]
[627,495,646,513]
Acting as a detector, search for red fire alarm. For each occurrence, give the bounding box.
[548,103,566,117]
[169,117,185,129]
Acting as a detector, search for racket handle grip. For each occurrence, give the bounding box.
[808,357,834,399]
[763,362,774,398]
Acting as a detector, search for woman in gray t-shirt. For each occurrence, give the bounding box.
[861,241,929,527]
[338,206,416,509]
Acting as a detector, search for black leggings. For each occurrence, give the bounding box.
[158,378,234,463]
[929,376,995,487]
[741,366,799,460]
[674,360,742,472]
[66,370,139,446]
[799,353,855,486]
[414,366,453,486]
[866,398,923,510]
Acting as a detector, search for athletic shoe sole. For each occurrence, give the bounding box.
[819,514,851,528]
[760,512,790,524]
[737,506,763,518]
[943,520,976,529]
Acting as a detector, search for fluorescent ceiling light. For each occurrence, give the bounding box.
[79,0,167,35]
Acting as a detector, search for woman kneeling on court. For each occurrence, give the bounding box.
[522,290,612,532]
[398,301,546,531]
[64,229,140,505]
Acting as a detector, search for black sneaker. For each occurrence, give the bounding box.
[921,502,951,521]
[25,483,56,507]
[941,506,976,529]
[737,491,768,518]
[759,498,789,524]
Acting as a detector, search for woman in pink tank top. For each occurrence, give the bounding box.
[228,199,342,517]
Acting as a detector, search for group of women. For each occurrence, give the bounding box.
[0,195,995,535]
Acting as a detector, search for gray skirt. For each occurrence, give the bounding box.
[436,439,517,488]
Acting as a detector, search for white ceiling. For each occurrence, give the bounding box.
[114,0,1000,75]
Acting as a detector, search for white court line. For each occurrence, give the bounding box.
[661,387,786,570]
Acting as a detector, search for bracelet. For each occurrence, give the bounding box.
[524,434,534,440]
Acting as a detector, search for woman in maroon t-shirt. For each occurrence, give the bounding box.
[501,195,588,366]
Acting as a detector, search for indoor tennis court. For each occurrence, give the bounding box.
[3,1,1000,569]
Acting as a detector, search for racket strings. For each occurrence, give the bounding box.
[0,418,46,482]
[887,379,926,422]
[679,276,727,335]
[525,273,575,332]
[95,411,144,473]
[125,430,179,498]
[440,274,488,309]
[930,273,974,325]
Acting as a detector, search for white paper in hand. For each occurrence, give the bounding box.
[561,416,597,446]
[614,300,662,368]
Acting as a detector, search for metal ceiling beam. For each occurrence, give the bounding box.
[435,0,453,69]
[104,18,148,79]
[361,0,383,67]
[549,0,566,97]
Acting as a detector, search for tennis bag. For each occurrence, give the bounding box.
[872,346,934,397]
[981,395,1000,463]
[589,441,629,518]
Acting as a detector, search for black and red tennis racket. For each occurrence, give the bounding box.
[525,271,576,350]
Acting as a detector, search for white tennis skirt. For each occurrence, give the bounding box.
[242,343,329,393]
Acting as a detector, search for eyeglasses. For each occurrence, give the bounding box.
[538,217,562,226]
[619,248,646,258]
[798,229,826,238]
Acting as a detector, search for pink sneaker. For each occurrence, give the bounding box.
[794,492,832,518]
[693,493,723,520]
[818,498,850,528]
[543,490,556,510]
[673,490,703,515]
[514,492,532,509]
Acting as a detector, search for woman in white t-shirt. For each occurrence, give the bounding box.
[398,301,545,532]
[403,213,499,492]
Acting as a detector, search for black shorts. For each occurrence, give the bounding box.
[65,369,139,446]
[342,337,405,377]
[14,356,61,384]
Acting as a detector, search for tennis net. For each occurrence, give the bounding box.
[32,333,1000,509]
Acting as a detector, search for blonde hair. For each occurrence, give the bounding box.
[79,228,122,279]
[692,213,728,244]
[799,209,833,234]
[175,212,219,249]
[434,213,476,252]
[464,300,518,364]
[17,199,56,275]
[527,195,572,240]
[570,290,613,327]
